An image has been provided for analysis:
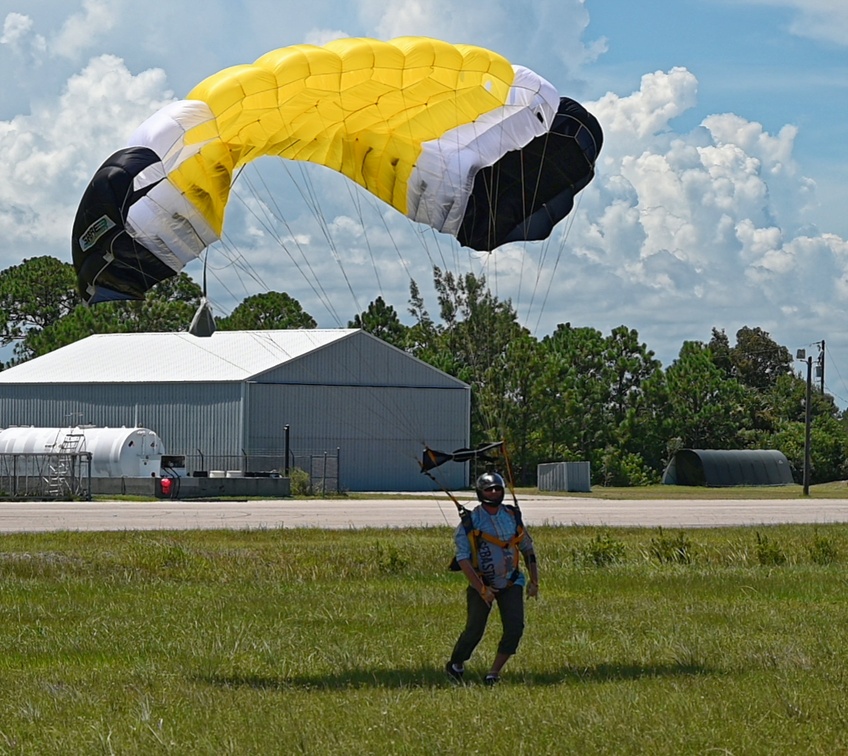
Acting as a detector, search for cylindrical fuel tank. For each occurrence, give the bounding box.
[0,426,165,478]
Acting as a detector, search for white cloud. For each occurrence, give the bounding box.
[358,0,607,81]
[1,12,32,45]
[736,0,848,46]
[1,12,46,56]
[0,54,172,254]
[51,0,120,60]
[303,29,352,47]
[592,68,698,142]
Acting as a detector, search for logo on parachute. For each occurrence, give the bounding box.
[79,215,116,252]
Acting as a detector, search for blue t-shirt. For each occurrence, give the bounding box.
[453,504,534,589]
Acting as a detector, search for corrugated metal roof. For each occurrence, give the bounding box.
[0,330,360,384]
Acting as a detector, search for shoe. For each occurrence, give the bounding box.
[484,673,500,686]
[445,661,464,681]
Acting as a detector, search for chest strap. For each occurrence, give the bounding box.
[449,504,524,586]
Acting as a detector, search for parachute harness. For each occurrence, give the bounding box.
[453,503,525,588]
[421,441,525,588]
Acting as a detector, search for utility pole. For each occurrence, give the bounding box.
[817,339,825,394]
[796,349,813,496]
[803,355,812,496]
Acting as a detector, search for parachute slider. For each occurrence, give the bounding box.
[421,441,504,472]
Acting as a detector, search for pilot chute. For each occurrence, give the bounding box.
[72,37,602,304]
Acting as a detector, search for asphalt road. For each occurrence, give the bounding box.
[2,494,848,533]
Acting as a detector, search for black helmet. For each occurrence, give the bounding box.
[475,472,506,504]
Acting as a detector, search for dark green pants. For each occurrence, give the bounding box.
[449,583,525,664]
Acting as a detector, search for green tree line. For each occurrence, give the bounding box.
[2,257,845,487]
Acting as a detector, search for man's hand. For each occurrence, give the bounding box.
[479,584,497,605]
[527,581,539,599]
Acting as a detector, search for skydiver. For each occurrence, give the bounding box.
[445,472,539,685]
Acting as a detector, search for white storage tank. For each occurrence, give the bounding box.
[0,426,166,478]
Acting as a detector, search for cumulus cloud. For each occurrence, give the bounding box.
[357,0,607,81]
[1,12,46,57]
[2,2,118,62]
[0,55,172,253]
[736,0,848,46]
[51,0,120,60]
[526,62,848,369]
[303,28,352,47]
[2,12,33,46]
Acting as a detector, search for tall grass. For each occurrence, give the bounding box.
[1,525,848,754]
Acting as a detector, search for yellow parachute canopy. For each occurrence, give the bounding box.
[72,37,602,304]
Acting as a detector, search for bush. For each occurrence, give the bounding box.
[289,467,313,496]
[755,531,786,566]
[807,531,839,565]
[599,447,660,487]
[650,528,694,564]
[572,532,626,567]
[372,543,409,574]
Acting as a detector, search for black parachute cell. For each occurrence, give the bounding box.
[457,97,603,251]
[71,147,177,303]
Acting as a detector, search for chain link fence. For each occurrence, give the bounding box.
[181,448,340,494]
[0,452,92,500]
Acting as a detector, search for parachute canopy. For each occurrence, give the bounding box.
[72,37,603,304]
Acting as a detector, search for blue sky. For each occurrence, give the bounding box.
[586,0,847,235]
[1,0,847,401]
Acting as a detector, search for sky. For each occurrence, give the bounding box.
[1,0,847,400]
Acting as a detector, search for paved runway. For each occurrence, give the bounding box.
[2,494,848,532]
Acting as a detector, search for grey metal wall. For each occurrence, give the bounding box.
[245,382,469,491]
[0,378,469,491]
[248,331,471,490]
[256,331,464,389]
[537,462,592,492]
[0,382,243,461]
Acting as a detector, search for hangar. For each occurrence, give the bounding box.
[0,329,469,492]
[662,449,794,487]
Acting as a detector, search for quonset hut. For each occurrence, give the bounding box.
[662,449,794,487]
[0,329,469,492]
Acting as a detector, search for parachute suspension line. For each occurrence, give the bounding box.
[228,170,345,325]
[507,137,527,318]
[284,162,363,317]
[205,165,275,304]
[201,164,275,311]
[419,458,465,527]
[205,234,273,310]
[514,129,549,329]
[229,169,424,442]
[350,187,447,336]
[225,174,427,449]
[522,234,552,331]
[360,190,417,285]
[499,440,521,508]
[246,166,344,323]
[233,176,441,443]
[531,191,584,336]
[345,181,383,298]
[248,162,342,327]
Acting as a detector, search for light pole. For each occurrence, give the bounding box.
[796,349,812,496]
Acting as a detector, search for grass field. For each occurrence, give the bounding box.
[2,523,848,754]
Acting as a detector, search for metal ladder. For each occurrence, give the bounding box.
[44,431,86,498]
